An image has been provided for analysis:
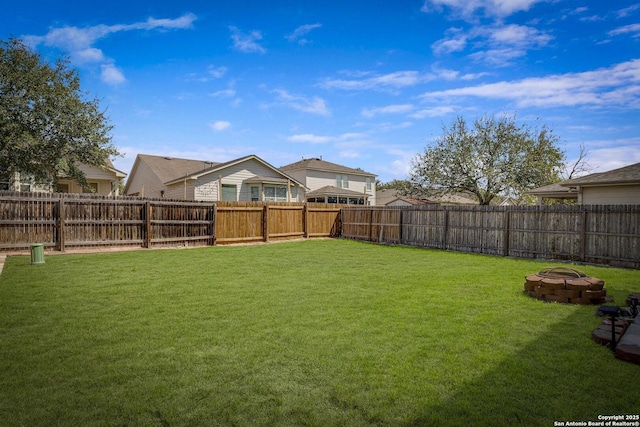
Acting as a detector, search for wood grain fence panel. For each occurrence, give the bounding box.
[446,207,505,255]
[508,206,581,261]
[149,201,214,247]
[63,199,146,249]
[401,206,445,248]
[306,204,341,237]
[215,202,265,244]
[583,205,640,267]
[340,207,372,241]
[267,203,304,240]
[369,207,401,244]
[0,194,57,249]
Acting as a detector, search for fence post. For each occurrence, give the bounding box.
[58,198,65,252]
[368,209,374,242]
[303,203,309,239]
[211,204,217,246]
[398,208,403,244]
[580,209,587,262]
[263,204,269,242]
[503,208,510,257]
[145,201,152,248]
[442,208,449,250]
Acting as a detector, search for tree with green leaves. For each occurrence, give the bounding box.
[408,114,565,205]
[0,38,119,190]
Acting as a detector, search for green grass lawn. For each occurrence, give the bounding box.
[1,239,639,426]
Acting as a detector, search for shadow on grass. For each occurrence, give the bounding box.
[406,288,640,427]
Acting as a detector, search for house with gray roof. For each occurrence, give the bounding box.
[124,154,305,202]
[1,159,126,196]
[527,162,640,205]
[279,157,377,205]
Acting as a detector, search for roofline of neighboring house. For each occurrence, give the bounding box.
[106,166,127,179]
[386,197,439,205]
[306,185,370,198]
[560,180,640,188]
[164,154,306,189]
[122,157,141,195]
[280,158,377,178]
[558,162,640,187]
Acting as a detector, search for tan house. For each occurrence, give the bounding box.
[280,157,377,205]
[0,159,126,196]
[56,160,127,195]
[386,196,439,207]
[528,162,640,205]
[124,154,306,202]
[376,189,478,206]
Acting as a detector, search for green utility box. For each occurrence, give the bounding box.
[30,243,45,265]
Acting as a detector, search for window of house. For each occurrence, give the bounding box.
[338,197,348,204]
[20,183,31,192]
[366,177,372,191]
[264,186,287,202]
[57,183,70,193]
[327,196,337,204]
[83,182,98,193]
[221,184,237,201]
[336,174,349,189]
[250,186,260,201]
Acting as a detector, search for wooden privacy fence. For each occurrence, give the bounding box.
[0,192,341,251]
[341,204,640,269]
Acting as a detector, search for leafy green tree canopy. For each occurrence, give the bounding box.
[408,114,565,205]
[0,38,119,189]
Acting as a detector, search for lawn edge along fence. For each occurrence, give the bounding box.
[341,204,640,269]
[0,192,341,251]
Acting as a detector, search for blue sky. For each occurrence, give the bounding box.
[3,0,640,183]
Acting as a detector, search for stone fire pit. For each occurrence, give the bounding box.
[524,267,606,305]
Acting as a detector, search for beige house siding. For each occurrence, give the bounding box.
[581,185,640,205]
[301,170,375,204]
[125,158,166,198]
[164,180,195,200]
[195,159,301,202]
[57,164,120,196]
[282,170,307,187]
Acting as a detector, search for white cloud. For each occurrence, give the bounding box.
[286,23,322,45]
[410,106,456,119]
[419,59,640,108]
[24,13,197,85]
[75,47,107,63]
[609,24,640,38]
[210,121,231,131]
[286,132,370,145]
[377,148,416,180]
[421,0,545,20]
[208,65,228,78]
[320,71,432,91]
[617,4,640,18]
[100,63,126,85]
[338,150,360,159]
[269,89,330,116]
[209,89,237,98]
[229,26,266,53]
[361,104,414,118]
[431,28,468,54]
[433,24,553,66]
[287,134,333,144]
